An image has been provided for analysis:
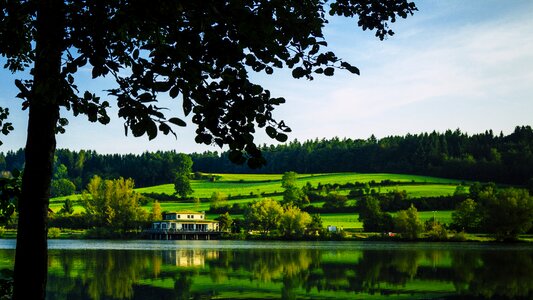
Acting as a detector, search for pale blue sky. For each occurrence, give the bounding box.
[1,0,532,154]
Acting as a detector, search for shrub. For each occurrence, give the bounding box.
[49,213,89,229]
[450,231,467,242]
[323,193,348,210]
[426,223,448,241]
[84,227,120,239]
[47,227,61,239]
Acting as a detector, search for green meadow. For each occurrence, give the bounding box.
[49,172,462,230]
[134,172,463,198]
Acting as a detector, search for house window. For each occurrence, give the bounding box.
[178,215,180,219]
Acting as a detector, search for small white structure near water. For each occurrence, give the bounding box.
[148,210,220,240]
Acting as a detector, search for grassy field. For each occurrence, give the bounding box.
[321,213,363,229]
[417,211,453,224]
[49,172,461,229]
[134,172,463,199]
[298,211,453,230]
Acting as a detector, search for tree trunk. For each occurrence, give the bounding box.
[12,0,64,299]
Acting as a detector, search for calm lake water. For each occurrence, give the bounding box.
[0,239,532,299]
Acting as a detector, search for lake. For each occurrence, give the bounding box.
[0,240,532,299]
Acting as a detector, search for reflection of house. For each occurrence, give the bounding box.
[163,249,220,267]
[146,210,220,240]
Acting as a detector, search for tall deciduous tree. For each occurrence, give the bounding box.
[451,198,481,233]
[58,198,74,215]
[174,174,193,199]
[245,198,284,234]
[280,206,311,237]
[174,153,193,198]
[150,200,162,222]
[281,171,308,207]
[482,188,533,241]
[216,212,233,232]
[81,175,146,231]
[0,1,416,298]
[357,196,393,232]
[394,204,423,239]
[50,178,76,197]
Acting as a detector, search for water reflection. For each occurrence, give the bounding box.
[0,243,531,299]
[451,251,533,299]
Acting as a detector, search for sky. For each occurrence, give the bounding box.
[1,0,532,154]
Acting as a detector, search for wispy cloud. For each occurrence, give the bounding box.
[277,6,533,139]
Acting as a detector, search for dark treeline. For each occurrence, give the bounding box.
[1,126,533,189]
[0,149,182,190]
[193,125,533,185]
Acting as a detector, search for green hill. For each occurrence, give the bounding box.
[135,172,462,198]
[48,172,463,229]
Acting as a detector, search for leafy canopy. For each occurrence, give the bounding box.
[481,188,533,241]
[81,175,146,230]
[0,0,416,168]
[0,169,21,223]
[394,204,423,239]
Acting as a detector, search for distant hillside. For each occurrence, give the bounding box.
[2,126,533,189]
[48,172,463,229]
[192,125,533,184]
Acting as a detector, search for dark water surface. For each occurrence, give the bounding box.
[0,240,532,299]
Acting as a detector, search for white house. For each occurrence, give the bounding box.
[151,210,219,233]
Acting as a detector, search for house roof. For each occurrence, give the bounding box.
[155,220,218,224]
[164,210,204,215]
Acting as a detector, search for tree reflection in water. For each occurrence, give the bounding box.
[451,250,533,299]
[18,245,529,300]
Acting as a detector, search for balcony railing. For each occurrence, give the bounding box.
[145,228,220,234]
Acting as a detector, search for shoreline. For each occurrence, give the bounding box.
[1,228,532,243]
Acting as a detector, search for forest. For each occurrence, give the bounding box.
[1,126,532,192]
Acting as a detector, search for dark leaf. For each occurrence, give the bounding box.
[183,97,192,116]
[341,62,360,75]
[324,67,334,76]
[168,117,186,127]
[265,126,277,139]
[146,120,157,140]
[228,150,246,165]
[169,86,180,98]
[159,122,171,135]
[276,133,288,142]
[153,81,171,92]
[138,92,155,102]
[251,85,263,95]
[292,67,306,79]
